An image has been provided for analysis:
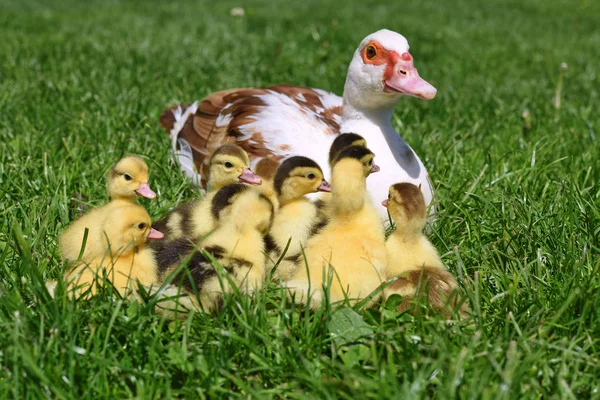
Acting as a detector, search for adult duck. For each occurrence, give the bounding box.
[160,29,437,220]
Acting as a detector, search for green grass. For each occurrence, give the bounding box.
[1,0,599,397]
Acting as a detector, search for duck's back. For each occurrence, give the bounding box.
[162,85,343,185]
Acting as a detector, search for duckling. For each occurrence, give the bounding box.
[265,156,331,280]
[153,144,262,241]
[156,184,274,313]
[59,156,156,263]
[382,183,466,316]
[285,145,386,308]
[328,132,367,169]
[314,133,377,215]
[65,204,164,297]
[106,156,156,201]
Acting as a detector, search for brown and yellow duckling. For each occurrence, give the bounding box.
[382,183,467,316]
[153,144,262,241]
[154,184,274,314]
[264,156,331,280]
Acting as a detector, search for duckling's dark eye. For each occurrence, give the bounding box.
[224,162,234,168]
[137,223,146,230]
[124,174,132,181]
[368,159,373,166]
[366,45,377,60]
[307,173,316,180]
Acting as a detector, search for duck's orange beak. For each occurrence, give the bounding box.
[381,199,389,207]
[370,164,380,173]
[136,183,157,199]
[384,52,437,100]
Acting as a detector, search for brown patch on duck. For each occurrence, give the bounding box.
[161,85,343,184]
[323,105,342,127]
[255,158,280,181]
[389,266,469,317]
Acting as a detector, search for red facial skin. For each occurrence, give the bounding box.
[360,41,437,100]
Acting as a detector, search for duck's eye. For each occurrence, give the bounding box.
[366,45,377,60]
[124,174,132,181]
[137,223,146,230]
[368,159,373,166]
[307,173,316,180]
[224,162,234,168]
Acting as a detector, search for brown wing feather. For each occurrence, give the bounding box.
[161,85,343,184]
[267,85,342,134]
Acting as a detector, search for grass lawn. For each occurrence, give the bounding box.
[1,0,599,397]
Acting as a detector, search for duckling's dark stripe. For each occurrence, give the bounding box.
[175,251,217,293]
[259,193,276,229]
[172,247,254,294]
[211,184,249,220]
[230,257,254,271]
[171,245,227,292]
[333,145,373,165]
[329,133,366,164]
[264,234,279,254]
[150,237,196,274]
[309,218,329,238]
[203,245,226,260]
[273,156,323,196]
[284,253,301,264]
[313,199,327,211]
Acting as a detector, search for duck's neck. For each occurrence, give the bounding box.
[340,89,408,151]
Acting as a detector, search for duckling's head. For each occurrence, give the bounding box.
[333,145,380,178]
[382,183,426,232]
[107,156,156,200]
[102,205,164,254]
[328,133,368,168]
[206,145,262,191]
[211,184,274,234]
[273,156,331,205]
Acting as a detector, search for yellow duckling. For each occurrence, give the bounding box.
[285,145,385,308]
[328,132,368,169]
[154,144,262,241]
[59,156,156,263]
[155,184,274,313]
[382,183,467,316]
[65,204,164,297]
[315,133,376,216]
[265,156,331,280]
[106,156,156,201]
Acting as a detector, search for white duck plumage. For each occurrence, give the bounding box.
[160,29,437,220]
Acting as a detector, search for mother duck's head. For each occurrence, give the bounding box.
[344,29,437,111]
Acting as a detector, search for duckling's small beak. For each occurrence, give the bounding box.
[239,168,262,185]
[147,228,164,240]
[136,183,157,199]
[317,180,332,192]
[370,164,380,173]
[381,199,389,207]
